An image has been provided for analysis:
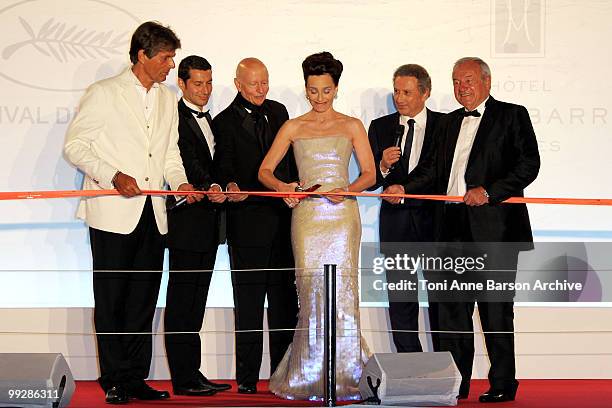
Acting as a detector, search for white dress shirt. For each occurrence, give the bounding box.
[131,70,158,124]
[446,97,489,196]
[182,98,215,157]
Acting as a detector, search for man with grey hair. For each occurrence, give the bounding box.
[368,64,443,353]
[400,57,540,402]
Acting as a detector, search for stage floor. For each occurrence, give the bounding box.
[69,379,612,407]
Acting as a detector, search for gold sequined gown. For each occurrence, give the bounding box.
[269,136,369,401]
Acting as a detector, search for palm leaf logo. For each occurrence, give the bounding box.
[2,17,127,62]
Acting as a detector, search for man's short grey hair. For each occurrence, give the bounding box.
[453,57,491,79]
[393,64,432,94]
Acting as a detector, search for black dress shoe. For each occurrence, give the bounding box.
[478,388,517,403]
[458,382,470,400]
[199,377,232,392]
[127,382,170,400]
[105,386,128,404]
[237,383,257,394]
[173,381,217,396]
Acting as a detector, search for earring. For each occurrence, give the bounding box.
[334,93,338,100]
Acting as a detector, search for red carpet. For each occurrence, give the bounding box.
[69,379,612,407]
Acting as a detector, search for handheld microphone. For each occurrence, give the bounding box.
[390,124,405,170]
[393,124,405,148]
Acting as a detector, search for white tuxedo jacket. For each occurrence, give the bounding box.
[64,67,188,234]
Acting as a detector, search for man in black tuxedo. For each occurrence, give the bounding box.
[164,55,231,396]
[401,57,540,402]
[368,64,442,353]
[213,58,298,394]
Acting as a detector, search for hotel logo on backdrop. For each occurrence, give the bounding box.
[0,0,139,92]
[491,0,546,57]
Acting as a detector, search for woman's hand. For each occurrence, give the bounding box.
[278,181,302,208]
[325,187,347,204]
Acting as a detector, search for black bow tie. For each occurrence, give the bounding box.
[463,109,481,117]
[187,107,209,119]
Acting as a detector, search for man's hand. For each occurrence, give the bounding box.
[207,184,226,203]
[382,184,405,205]
[226,182,248,202]
[381,146,402,172]
[178,183,204,204]
[464,186,489,206]
[113,172,142,197]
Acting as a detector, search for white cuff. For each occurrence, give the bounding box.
[380,161,390,178]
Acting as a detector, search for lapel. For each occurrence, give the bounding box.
[151,85,170,141]
[231,95,257,143]
[179,99,212,160]
[384,112,400,147]
[117,68,148,137]
[444,110,464,178]
[467,96,497,170]
[424,108,435,140]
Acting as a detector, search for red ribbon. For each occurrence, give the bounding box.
[1,189,611,206]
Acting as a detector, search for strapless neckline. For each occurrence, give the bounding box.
[292,135,351,142]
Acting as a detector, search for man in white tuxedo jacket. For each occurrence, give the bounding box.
[64,21,199,404]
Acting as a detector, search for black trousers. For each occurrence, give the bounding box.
[164,248,216,386]
[439,204,518,395]
[228,244,298,385]
[89,197,165,391]
[386,269,440,352]
[381,205,438,352]
[437,299,516,394]
[387,295,440,352]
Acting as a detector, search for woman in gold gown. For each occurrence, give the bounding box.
[258,52,375,401]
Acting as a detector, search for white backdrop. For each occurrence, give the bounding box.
[1,0,611,307]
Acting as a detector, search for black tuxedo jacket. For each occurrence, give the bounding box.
[166,99,222,252]
[368,109,443,242]
[213,94,296,247]
[403,97,540,244]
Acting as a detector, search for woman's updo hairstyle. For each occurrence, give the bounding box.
[302,52,343,86]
